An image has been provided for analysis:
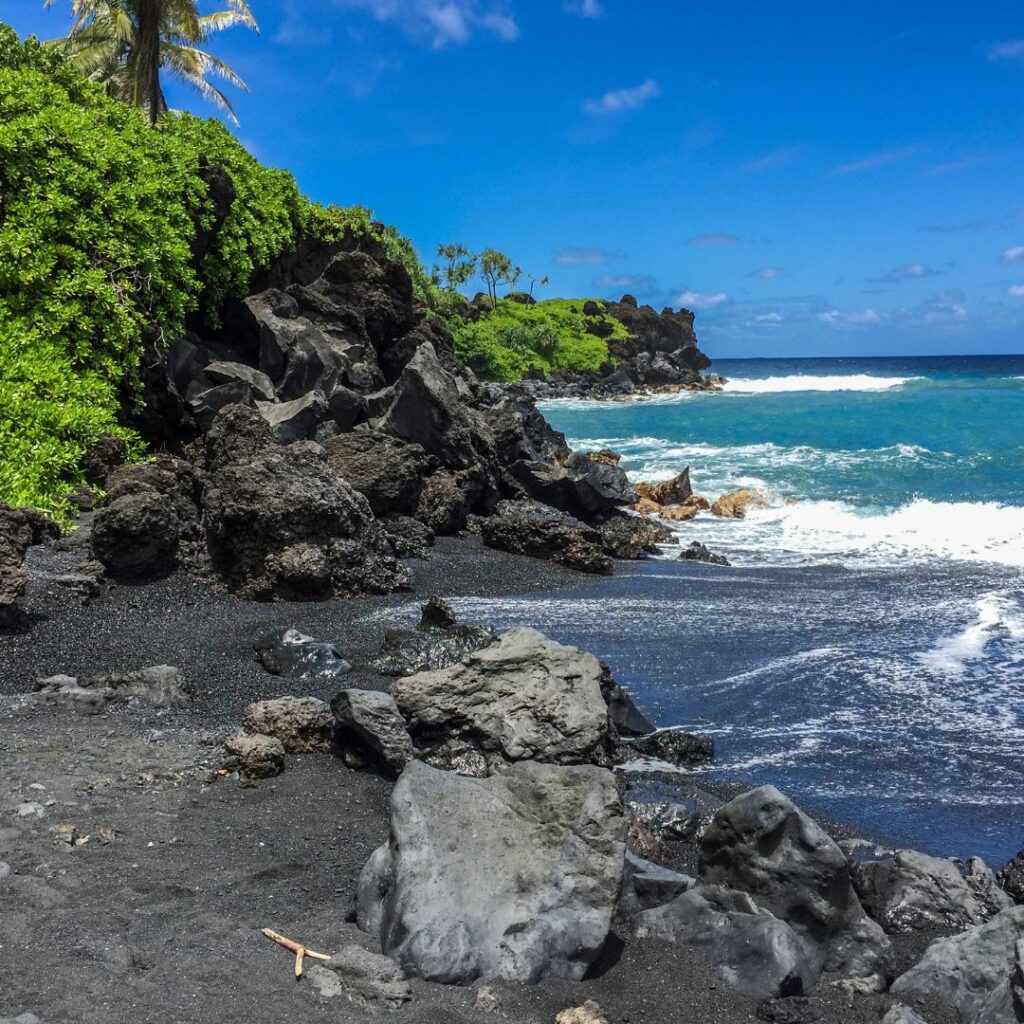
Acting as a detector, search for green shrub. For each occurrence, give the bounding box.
[0,24,305,522]
[451,298,627,382]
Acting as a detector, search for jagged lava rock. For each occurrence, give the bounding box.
[710,488,770,519]
[223,731,285,778]
[373,599,496,677]
[325,430,432,516]
[331,689,414,776]
[356,759,625,984]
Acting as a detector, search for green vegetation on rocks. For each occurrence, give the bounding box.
[451,298,629,382]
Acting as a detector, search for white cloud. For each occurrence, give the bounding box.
[748,266,783,279]
[1000,246,1024,264]
[594,273,656,290]
[877,262,941,283]
[555,246,618,266]
[339,0,518,48]
[583,79,660,115]
[830,146,918,176]
[677,290,728,310]
[989,40,1024,63]
[819,308,882,327]
[1009,284,1024,298]
[740,145,805,173]
[566,0,603,16]
[755,312,783,324]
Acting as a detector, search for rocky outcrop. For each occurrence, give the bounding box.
[891,905,1024,1024]
[202,408,409,600]
[848,845,1013,934]
[33,665,190,711]
[390,627,612,774]
[1,503,51,627]
[699,786,893,983]
[680,541,731,566]
[999,848,1024,904]
[355,759,625,984]
[595,511,671,559]
[324,431,433,517]
[223,731,285,778]
[619,728,715,768]
[480,500,613,574]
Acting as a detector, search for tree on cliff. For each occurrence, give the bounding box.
[434,243,477,292]
[480,249,521,306]
[45,0,258,124]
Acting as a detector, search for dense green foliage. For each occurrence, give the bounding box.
[451,298,628,381]
[0,24,404,522]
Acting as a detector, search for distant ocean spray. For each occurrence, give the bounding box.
[456,355,1024,864]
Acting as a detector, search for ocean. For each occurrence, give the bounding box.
[457,355,1024,865]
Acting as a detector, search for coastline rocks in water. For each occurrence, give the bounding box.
[596,511,671,559]
[33,665,191,711]
[507,452,635,521]
[680,541,731,566]
[637,468,694,507]
[848,846,1013,934]
[999,848,1024,904]
[355,759,625,983]
[480,500,612,575]
[633,884,814,1000]
[241,697,334,753]
[586,449,621,467]
[619,728,715,768]
[202,407,409,600]
[92,457,202,581]
[601,677,656,738]
[390,627,611,773]
[254,628,352,679]
[700,786,893,982]
[891,905,1024,1024]
[331,689,414,776]
[711,488,770,519]
[223,731,285,779]
[324,431,433,517]
[373,598,497,677]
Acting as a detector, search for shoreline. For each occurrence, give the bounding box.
[0,531,982,1023]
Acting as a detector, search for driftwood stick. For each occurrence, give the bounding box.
[260,927,332,967]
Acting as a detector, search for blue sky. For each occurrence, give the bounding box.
[7,1,1024,357]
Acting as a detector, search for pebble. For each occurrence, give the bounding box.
[16,802,45,819]
[0,860,11,881]
[475,987,499,1013]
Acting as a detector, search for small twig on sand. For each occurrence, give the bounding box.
[260,927,332,979]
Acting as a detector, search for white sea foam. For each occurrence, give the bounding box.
[721,374,923,394]
[916,593,1024,676]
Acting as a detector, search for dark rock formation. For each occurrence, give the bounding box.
[680,541,731,566]
[1,504,39,627]
[619,851,696,921]
[355,759,625,983]
[373,599,496,677]
[253,627,352,678]
[480,500,612,575]
[999,848,1024,904]
[596,511,671,559]
[325,431,433,516]
[619,728,715,768]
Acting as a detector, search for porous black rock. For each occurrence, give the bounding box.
[373,599,496,677]
[680,541,731,566]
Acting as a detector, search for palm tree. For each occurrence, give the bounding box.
[45,0,259,125]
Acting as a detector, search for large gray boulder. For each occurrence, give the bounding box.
[850,846,1013,934]
[390,627,611,773]
[331,689,414,776]
[891,905,1024,1024]
[633,884,814,1000]
[699,786,893,981]
[355,759,626,984]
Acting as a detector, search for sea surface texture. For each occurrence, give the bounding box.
[459,356,1024,864]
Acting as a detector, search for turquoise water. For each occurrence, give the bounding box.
[458,356,1024,864]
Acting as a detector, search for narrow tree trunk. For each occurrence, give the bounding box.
[136,0,162,125]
